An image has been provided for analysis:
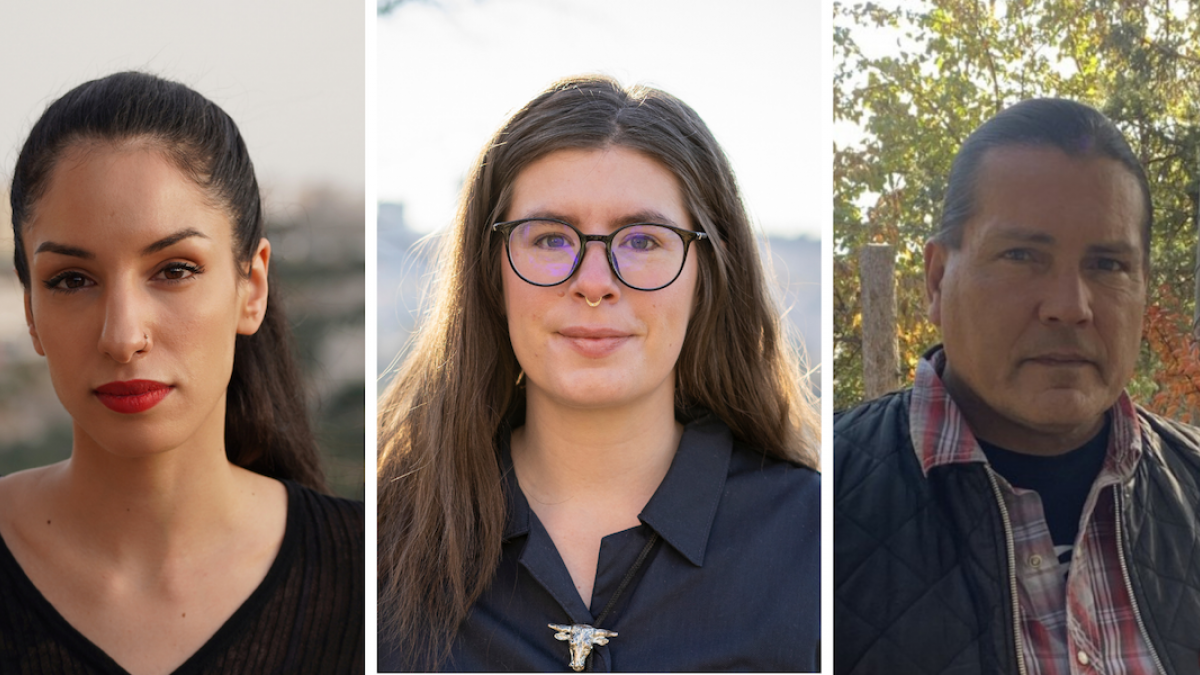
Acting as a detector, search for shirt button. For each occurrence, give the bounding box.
[1029,554,1042,568]
[1077,650,1090,666]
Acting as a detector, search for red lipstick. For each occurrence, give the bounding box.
[94,380,172,414]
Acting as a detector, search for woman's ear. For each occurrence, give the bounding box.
[237,238,271,335]
[24,291,44,356]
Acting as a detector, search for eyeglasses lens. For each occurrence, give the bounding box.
[507,220,686,289]
[509,220,580,285]
[610,224,684,289]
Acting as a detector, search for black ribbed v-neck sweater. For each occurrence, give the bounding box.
[0,480,364,675]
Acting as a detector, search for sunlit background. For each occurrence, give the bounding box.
[0,0,365,499]
[377,0,825,388]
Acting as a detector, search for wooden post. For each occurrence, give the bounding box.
[860,243,900,399]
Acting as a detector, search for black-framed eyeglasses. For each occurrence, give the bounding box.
[493,218,708,291]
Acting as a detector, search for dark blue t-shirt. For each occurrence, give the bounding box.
[979,417,1109,569]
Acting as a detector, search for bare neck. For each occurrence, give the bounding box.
[511,390,682,511]
[941,361,1106,456]
[20,409,255,566]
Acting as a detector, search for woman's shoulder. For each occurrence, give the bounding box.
[700,429,819,594]
[0,464,61,500]
[684,410,819,479]
[0,464,64,548]
[681,412,819,516]
[280,480,364,550]
[727,437,821,496]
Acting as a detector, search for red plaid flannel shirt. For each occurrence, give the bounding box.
[908,349,1161,675]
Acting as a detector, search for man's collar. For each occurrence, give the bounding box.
[909,347,986,474]
[500,413,733,568]
[909,345,1142,477]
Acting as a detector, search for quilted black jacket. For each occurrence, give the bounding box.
[835,389,1200,675]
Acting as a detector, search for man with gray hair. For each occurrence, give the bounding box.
[835,99,1200,674]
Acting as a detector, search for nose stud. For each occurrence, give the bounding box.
[585,297,602,308]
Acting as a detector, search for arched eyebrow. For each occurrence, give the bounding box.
[140,228,207,255]
[617,210,682,228]
[33,228,208,258]
[33,242,93,259]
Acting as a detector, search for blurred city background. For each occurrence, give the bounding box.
[0,0,365,499]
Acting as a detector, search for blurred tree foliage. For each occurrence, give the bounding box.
[378,0,434,16]
[834,0,1200,412]
[378,0,404,14]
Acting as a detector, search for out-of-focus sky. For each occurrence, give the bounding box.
[378,0,824,239]
[0,0,364,198]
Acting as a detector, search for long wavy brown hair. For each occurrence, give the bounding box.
[377,75,819,669]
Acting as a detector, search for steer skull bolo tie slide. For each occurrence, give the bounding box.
[548,623,616,672]
[547,532,660,671]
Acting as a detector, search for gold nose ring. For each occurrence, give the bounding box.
[585,297,602,308]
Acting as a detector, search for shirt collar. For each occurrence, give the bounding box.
[499,413,733,568]
[638,414,732,567]
[909,346,1143,478]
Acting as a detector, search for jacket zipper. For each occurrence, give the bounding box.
[985,466,1028,675]
[1114,487,1167,675]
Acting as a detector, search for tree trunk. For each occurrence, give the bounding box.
[860,243,900,399]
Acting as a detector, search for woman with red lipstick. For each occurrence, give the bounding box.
[0,72,362,674]
[378,76,821,672]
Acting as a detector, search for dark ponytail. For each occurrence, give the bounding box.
[10,71,326,492]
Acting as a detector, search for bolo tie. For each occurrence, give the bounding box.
[549,531,660,672]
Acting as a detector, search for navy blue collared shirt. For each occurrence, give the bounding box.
[389,414,820,672]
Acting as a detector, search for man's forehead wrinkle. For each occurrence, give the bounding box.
[965,222,1052,250]
[976,223,1141,249]
[983,226,1056,244]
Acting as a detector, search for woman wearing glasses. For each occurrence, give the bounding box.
[378,76,820,672]
[0,72,363,674]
